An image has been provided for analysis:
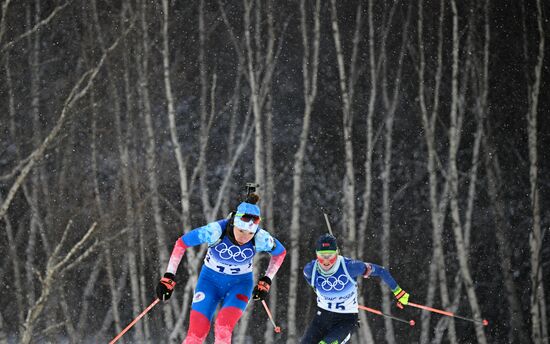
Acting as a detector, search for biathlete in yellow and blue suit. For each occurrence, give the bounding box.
[300,234,410,344]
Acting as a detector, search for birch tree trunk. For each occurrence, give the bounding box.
[161,0,191,248]
[137,0,174,329]
[237,1,279,341]
[483,132,530,344]
[160,1,194,340]
[357,0,377,262]
[416,1,455,342]
[193,1,212,215]
[90,85,123,338]
[88,2,134,338]
[27,0,50,255]
[286,1,320,341]
[216,1,246,214]
[448,2,487,343]
[20,222,99,344]
[356,1,377,342]
[121,8,155,339]
[329,0,358,254]
[378,5,409,342]
[23,2,43,318]
[0,195,24,331]
[196,0,213,215]
[433,4,483,342]
[263,92,277,344]
[526,1,546,343]
[250,0,265,191]
[98,263,130,341]
[243,0,277,200]
[25,3,79,340]
[76,256,104,334]
[379,105,396,344]
[3,37,26,335]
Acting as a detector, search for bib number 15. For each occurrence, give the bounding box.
[327,302,346,311]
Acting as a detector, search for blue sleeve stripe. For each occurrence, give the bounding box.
[303,261,314,283]
[270,238,286,255]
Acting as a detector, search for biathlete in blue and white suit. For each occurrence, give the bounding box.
[300,234,410,344]
[155,194,286,344]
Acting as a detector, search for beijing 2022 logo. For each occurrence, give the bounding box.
[214,243,254,262]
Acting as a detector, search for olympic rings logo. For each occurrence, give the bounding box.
[214,243,254,262]
[316,275,350,291]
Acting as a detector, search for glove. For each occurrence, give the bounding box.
[393,286,409,307]
[252,276,271,301]
[156,273,176,301]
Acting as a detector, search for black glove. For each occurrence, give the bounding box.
[156,273,176,301]
[252,276,271,301]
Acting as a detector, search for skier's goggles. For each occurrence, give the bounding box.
[235,213,261,225]
[316,251,337,260]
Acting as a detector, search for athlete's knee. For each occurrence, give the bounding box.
[216,306,243,327]
[214,306,243,344]
[183,310,211,344]
[214,325,232,344]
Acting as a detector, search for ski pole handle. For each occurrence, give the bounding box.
[109,298,160,344]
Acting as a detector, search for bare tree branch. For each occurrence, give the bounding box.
[0,1,71,54]
[0,19,134,219]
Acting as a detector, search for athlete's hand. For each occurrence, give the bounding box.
[252,276,271,301]
[156,273,176,301]
[393,286,409,307]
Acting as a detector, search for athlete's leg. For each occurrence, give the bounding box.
[183,270,222,344]
[214,306,243,344]
[319,313,358,344]
[184,310,211,344]
[300,308,329,344]
[213,277,253,344]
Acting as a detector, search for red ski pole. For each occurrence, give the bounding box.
[358,305,415,326]
[407,302,488,326]
[109,298,160,344]
[261,300,281,333]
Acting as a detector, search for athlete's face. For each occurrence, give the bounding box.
[316,251,338,271]
[233,226,255,245]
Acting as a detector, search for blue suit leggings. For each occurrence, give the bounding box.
[300,307,359,344]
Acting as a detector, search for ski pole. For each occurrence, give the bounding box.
[358,305,415,326]
[109,298,160,344]
[261,300,281,333]
[323,212,334,235]
[407,302,488,326]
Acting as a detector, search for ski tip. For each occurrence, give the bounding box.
[275,326,281,333]
[409,320,415,327]
[482,319,488,326]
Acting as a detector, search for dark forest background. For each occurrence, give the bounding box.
[0,0,548,343]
